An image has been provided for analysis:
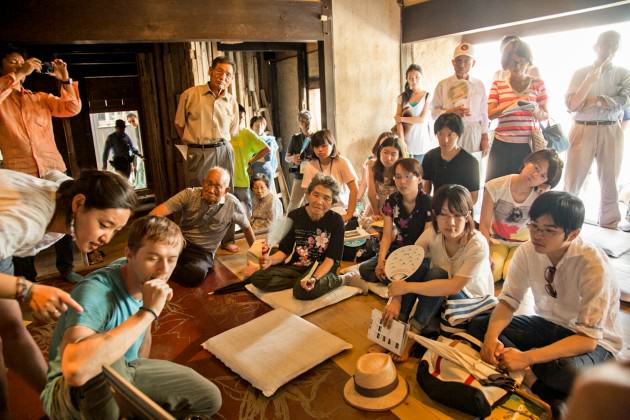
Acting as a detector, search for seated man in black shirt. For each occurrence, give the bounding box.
[422,113,480,203]
[251,174,367,299]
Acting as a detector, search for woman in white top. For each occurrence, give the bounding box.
[0,169,136,417]
[301,129,358,223]
[395,64,434,161]
[480,149,564,281]
[385,184,494,360]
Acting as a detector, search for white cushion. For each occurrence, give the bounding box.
[245,283,360,316]
[367,282,389,299]
[202,308,352,397]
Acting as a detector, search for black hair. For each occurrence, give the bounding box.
[211,55,236,70]
[434,112,464,137]
[501,39,533,69]
[529,191,584,237]
[250,173,270,189]
[373,136,403,184]
[238,104,246,115]
[310,129,338,159]
[0,44,26,62]
[401,64,423,107]
[521,149,564,189]
[56,170,137,228]
[431,184,475,237]
[249,115,265,129]
[393,157,423,179]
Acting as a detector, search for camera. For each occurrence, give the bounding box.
[41,61,54,74]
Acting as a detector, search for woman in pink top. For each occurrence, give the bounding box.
[486,39,548,181]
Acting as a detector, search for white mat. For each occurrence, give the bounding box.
[245,283,361,316]
[202,308,352,397]
[580,223,630,258]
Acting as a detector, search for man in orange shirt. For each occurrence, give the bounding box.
[0,45,82,282]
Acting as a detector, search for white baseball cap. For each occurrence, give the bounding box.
[454,43,475,59]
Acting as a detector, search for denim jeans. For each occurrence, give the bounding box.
[399,266,467,335]
[467,314,614,395]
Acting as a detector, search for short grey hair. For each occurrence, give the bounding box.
[206,166,230,187]
[306,174,340,204]
[298,110,312,122]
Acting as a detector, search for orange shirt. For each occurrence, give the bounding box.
[0,73,81,177]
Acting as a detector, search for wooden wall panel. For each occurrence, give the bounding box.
[0,0,324,44]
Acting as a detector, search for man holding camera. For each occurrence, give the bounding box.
[0,44,82,282]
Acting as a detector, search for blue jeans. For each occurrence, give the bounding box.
[0,257,14,275]
[467,314,614,395]
[400,267,467,335]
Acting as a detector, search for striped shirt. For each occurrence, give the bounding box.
[489,78,547,144]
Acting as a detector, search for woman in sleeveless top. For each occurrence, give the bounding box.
[395,64,434,162]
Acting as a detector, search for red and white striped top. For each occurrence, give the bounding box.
[488,79,547,144]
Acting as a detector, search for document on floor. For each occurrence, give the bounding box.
[367,309,409,356]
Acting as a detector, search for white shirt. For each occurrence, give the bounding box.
[415,226,494,298]
[431,75,489,133]
[0,169,69,259]
[501,238,622,354]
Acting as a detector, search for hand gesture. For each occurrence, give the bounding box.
[498,347,531,371]
[16,58,41,79]
[375,260,387,281]
[381,297,401,328]
[300,276,316,291]
[142,279,173,317]
[51,58,69,81]
[387,280,408,297]
[480,337,504,366]
[448,105,470,116]
[28,284,83,322]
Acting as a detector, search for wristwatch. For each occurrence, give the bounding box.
[60,78,73,84]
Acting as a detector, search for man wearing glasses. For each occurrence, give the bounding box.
[175,56,239,188]
[468,191,622,413]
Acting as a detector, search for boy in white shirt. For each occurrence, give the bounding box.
[468,191,622,410]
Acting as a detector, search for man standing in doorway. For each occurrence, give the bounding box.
[431,42,490,159]
[0,44,82,283]
[564,31,630,229]
[102,119,140,179]
[175,56,239,188]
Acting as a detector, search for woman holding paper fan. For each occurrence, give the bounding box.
[385,184,494,361]
[486,39,548,181]
[250,175,367,299]
[357,158,431,284]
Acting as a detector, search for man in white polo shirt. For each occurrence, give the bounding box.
[468,191,622,412]
[431,42,490,158]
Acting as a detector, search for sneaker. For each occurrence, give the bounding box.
[340,271,368,295]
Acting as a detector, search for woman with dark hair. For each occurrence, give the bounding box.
[395,64,434,161]
[356,131,394,205]
[365,134,403,218]
[251,174,367,299]
[285,110,314,212]
[487,39,548,181]
[0,169,136,417]
[480,149,564,281]
[249,173,283,233]
[384,184,493,361]
[356,158,431,284]
[301,129,358,223]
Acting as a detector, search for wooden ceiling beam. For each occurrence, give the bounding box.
[402,0,629,43]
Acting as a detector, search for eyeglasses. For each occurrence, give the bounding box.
[213,69,233,79]
[527,222,563,238]
[544,266,557,298]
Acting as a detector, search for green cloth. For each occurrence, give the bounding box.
[231,128,267,188]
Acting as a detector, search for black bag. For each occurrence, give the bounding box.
[540,120,569,153]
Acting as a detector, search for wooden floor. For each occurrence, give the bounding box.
[8,227,630,419]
